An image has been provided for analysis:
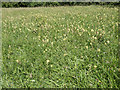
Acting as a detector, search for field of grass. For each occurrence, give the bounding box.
[2,6,119,88]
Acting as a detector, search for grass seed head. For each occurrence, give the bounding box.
[97,49,100,52]
[94,65,97,68]
[47,60,50,64]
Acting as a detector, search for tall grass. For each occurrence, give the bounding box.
[2,6,119,88]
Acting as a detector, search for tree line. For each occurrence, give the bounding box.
[2,2,120,8]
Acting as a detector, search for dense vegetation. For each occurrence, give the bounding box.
[2,6,119,88]
[2,2,120,8]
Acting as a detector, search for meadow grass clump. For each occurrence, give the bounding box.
[2,6,119,88]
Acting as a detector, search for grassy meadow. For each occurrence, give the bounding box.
[2,6,119,88]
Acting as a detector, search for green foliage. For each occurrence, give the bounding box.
[2,2,120,8]
[2,6,119,88]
